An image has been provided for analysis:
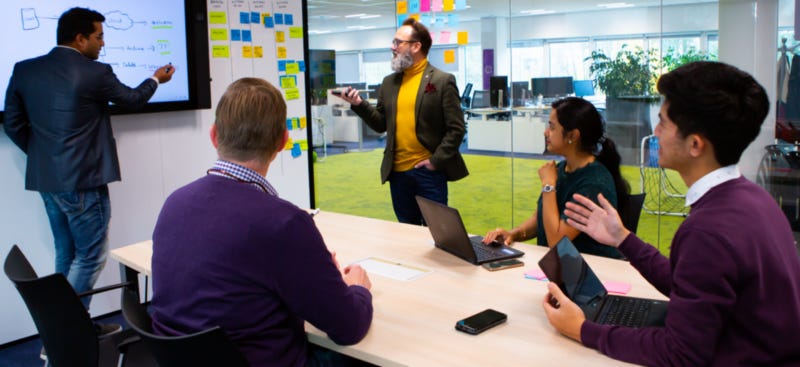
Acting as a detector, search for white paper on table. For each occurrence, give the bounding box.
[352,257,432,281]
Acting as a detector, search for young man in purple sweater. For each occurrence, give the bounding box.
[150,78,373,366]
[547,61,800,366]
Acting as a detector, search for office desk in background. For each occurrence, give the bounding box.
[111,211,663,367]
[467,106,549,154]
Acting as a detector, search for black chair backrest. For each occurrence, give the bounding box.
[4,245,101,367]
[121,288,250,367]
[619,193,646,234]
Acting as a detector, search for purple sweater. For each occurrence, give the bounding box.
[150,175,373,366]
[582,177,800,366]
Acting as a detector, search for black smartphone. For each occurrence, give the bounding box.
[481,258,524,271]
[331,90,343,96]
[455,309,507,335]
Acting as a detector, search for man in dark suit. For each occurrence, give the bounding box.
[338,18,468,225]
[3,7,173,327]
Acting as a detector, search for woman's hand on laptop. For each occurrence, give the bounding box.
[343,264,372,290]
[542,282,585,342]
[483,228,513,246]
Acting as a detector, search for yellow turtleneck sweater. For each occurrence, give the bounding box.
[393,59,431,172]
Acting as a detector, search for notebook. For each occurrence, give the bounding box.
[415,196,525,265]
[538,236,668,327]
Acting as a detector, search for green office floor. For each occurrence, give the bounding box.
[314,150,685,257]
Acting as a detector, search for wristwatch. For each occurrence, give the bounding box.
[542,184,555,193]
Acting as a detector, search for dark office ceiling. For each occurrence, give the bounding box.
[306,0,718,34]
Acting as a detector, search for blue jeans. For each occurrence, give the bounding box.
[40,185,111,309]
[389,167,448,225]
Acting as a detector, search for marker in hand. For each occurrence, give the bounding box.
[165,62,172,73]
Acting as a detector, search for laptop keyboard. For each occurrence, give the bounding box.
[469,237,503,260]
[597,296,652,327]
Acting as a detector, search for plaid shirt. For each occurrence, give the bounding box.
[207,160,278,196]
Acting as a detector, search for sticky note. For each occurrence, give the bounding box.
[286,119,293,130]
[277,46,287,59]
[212,45,230,58]
[455,0,467,10]
[410,14,420,21]
[210,28,227,41]
[278,60,287,72]
[438,30,451,43]
[286,62,300,74]
[276,31,285,43]
[240,12,250,24]
[251,12,260,23]
[397,1,408,14]
[435,15,446,28]
[264,16,274,28]
[285,14,294,25]
[448,13,459,27]
[300,117,307,129]
[242,46,253,58]
[242,30,252,42]
[275,13,284,25]
[524,269,547,280]
[285,88,300,100]
[409,0,420,13]
[421,0,431,11]
[289,27,303,39]
[230,29,241,41]
[285,138,294,149]
[209,12,227,24]
[280,75,297,89]
[298,60,306,72]
[397,14,408,27]
[444,49,455,64]
[603,281,632,295]
[291,143,301,158]
[443,0,454,11]
[421,14,432,26]
[254,46,263,58]
[431,0,443,12]
[457,31,468,45]
[298,140,309,150]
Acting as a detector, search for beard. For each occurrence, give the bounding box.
[391,49,414,72]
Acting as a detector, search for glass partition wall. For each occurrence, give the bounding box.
[309,0,795,255]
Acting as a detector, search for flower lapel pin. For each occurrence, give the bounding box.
[425,82,436,94]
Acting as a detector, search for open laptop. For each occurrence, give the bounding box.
[538,236,668,327]
[415,196,525,265]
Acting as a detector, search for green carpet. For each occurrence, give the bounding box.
[313,150,684,256]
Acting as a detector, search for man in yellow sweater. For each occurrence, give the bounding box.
[339,18,468,224]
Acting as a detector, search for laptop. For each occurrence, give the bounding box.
[538,236,668,328]
[415,196,525,265]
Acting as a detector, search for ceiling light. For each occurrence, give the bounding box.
[346,25,376,30]
[598,2,635,8]
[308,30,332,34]
[359,14,382,19]
[345,13,367,18]
[520,9,555,15]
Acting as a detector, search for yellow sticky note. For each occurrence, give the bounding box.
[397,1,408,14]
[276,31,285,43]
[300,117,307,129]
[444,49,455,64]
[286,62,299,74]
[209,12,227,24]
[262,13,271,23]
[298,139,309,150]
[280,76,297,89]
[212,45,230,58]
[210,28,227,41]
[410,14,420,21]
[285,138,294,150]
[254,46,263,58]
[443,0,454,11]
[289,27,303,38]
[277,47,287,59]
[242,46,253,58]
[457,31,468,45]
[292,118,300,129]
[285,88,300,100]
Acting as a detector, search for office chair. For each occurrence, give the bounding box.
[618,193,647,234]
[460,82,473,111]
[121,287,250,367]
[3,245,141,367]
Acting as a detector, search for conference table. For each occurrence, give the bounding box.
[111,211,665,366]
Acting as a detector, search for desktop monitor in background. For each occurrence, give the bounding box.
[511,81,530,107]
[471,90,490,108]
[489,75,509,108]
[573,80,595,97]
[531,76,575,99]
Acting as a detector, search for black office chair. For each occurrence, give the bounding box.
[3,245,141,367]
[121,287,250,367]
[619,193,647,234]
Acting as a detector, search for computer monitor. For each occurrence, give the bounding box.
[489,76,509,108]
[573,80,595,97]
[471,90,490,108]
[531,77,574,98]
[511,81,530,107]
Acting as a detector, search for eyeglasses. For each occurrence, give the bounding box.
[391,38,419,47]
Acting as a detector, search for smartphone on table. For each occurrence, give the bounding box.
[481,258,524,271]
[455,309,507,335]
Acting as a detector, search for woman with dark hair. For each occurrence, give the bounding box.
[484,97,629,259]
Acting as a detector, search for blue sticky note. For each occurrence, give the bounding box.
[420,14,432,26]
[455,0,466,10]
[285,14,294,25]
[251,12,260,24]
[409,0,420,13]
[240,12,250,24]
[397,14,408,27]
[231,29,241,41]
[435,16,445,28]
[264,16,274,28]
[286,119,293,130]
[278,60,287,72]
[291,143,301,158]
[242,30,252,42]
[448,13,459,27]
[275,14,284,25]
[298,60,306,72]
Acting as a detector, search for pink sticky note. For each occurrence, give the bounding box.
[524,269,547,280]
[603,281,631,295]
[420,0,431,12]
[438,30,451,44]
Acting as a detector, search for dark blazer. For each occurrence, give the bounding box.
[4,47,158,192]
[351,62,468,183]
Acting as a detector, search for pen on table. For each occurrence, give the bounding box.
[310,208,321,217]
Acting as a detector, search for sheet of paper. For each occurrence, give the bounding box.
[353,257,432,281]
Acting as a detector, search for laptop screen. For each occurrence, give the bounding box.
[540,237,607,305]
